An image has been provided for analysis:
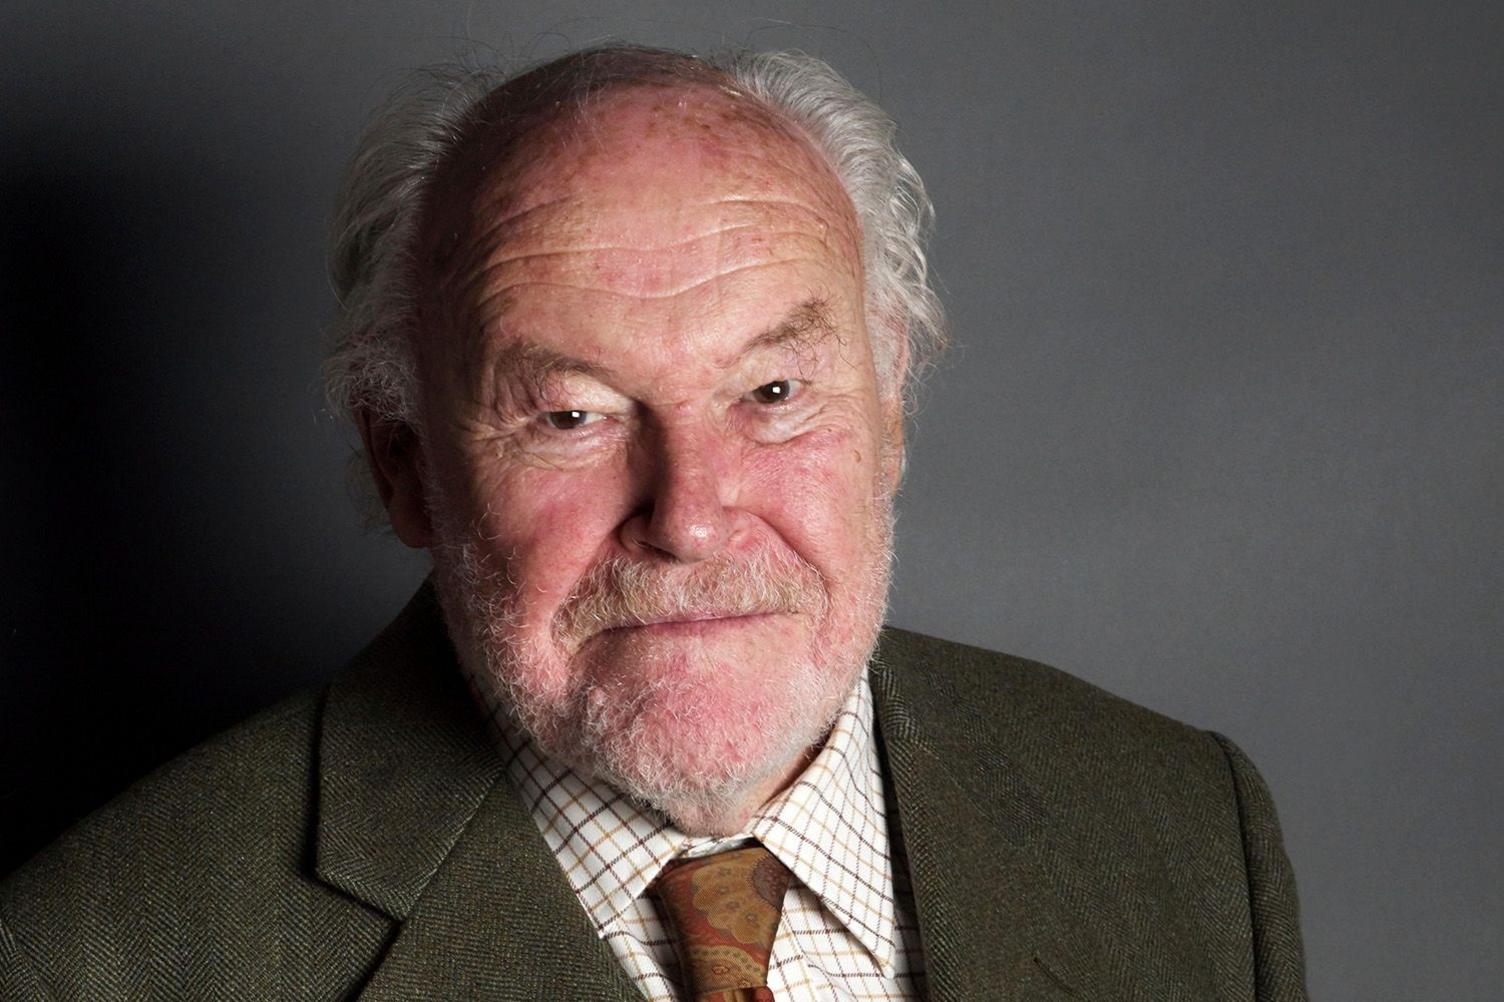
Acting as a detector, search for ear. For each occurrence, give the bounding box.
[355,407,434,548]
[880,401,907,492]
[875,316,911,491]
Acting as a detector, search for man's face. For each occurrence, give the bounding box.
[407,86,902,834]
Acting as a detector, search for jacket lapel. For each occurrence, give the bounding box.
[354,774,641,1001]
[314,583,638,1001]
[871,629,1110,1000]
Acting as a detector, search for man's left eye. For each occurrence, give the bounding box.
[746,379,798,405]
[542,409,603,430]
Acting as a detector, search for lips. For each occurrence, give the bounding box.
[605,610,778,634]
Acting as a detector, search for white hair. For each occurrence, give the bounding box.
[323,47,944,471]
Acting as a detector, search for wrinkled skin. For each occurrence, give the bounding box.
[362,83,904,835]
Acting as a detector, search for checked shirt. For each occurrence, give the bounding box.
[465,670,926,1002]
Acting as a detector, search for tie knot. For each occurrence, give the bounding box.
[653,845,793,1001]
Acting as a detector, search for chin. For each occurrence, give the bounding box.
[565,633,857,834]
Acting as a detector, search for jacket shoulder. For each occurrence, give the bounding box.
[875,625,1215,768]
[0,690,389,999]
[7,688,322,889]
[874,626,1307,998]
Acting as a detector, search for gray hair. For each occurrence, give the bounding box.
[324,46,944,443]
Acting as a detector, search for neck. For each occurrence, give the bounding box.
[659,744,820,837]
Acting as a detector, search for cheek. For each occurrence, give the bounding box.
[466,464,630,620]
[742,424,884,568]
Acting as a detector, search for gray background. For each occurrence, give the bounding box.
[2,1,1499,997]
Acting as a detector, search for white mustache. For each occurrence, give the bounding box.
[553,550,828,643]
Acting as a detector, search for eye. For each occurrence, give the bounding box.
[541,409,603,430]
[746,379,798,405]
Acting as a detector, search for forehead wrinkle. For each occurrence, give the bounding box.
[484,296,841,396]
[478,225,811,266]
[475,191,847,260]
[470,256,831,313]
[454,199,851,327]
[468,188,571,235]
[708,195,843,214]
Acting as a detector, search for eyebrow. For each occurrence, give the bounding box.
[489,340,607,396]
[739,297,839,362]
[491,296,840,390]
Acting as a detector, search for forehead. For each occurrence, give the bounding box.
[424,84,865,341]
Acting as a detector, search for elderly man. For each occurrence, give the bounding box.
[0,46,1307,1000]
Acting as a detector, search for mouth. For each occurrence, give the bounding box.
[603,611,781,637]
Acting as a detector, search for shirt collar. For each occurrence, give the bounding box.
[747,673,900,973]
[467,669,900,975]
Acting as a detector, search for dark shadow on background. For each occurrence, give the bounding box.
[0,156,323,875]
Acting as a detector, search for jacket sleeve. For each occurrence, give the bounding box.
[0,907,55,1002]
[1209,731,1309,1002]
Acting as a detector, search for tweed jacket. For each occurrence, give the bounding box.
[0,585,1307,1000]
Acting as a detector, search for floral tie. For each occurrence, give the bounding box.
[652,845,794,1002]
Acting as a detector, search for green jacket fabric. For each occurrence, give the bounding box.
[0,585,1307,1000]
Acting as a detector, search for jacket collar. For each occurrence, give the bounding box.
[871,627,1109,999]
[314,582,639,1000]
[313,586,1105,999]
[314,581,503,918]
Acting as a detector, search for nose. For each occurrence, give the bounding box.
[619,425,735,563]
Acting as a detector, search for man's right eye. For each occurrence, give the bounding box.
[541,409,602,431]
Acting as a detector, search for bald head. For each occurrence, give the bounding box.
[415,49,733,253]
